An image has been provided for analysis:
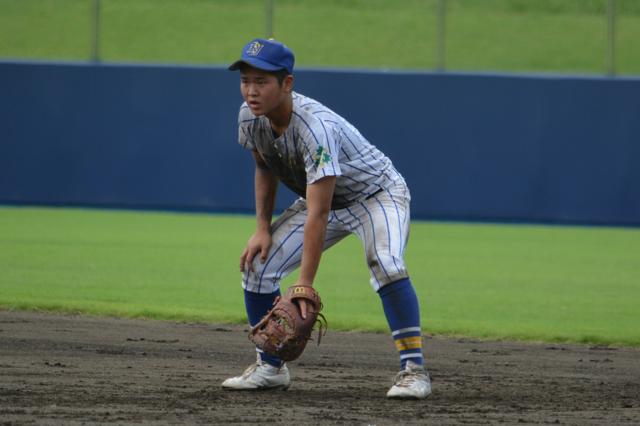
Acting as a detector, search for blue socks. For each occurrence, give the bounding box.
[246,280,423,370]
[244,289,282,367]
[378,278,424,370]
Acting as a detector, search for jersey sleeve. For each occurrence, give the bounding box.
[297,116,342,185]
[237,104,256,151]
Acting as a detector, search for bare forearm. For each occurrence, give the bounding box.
[298,176,336,287]
[254,167,278,231]
[240,158,278,273]
[251,149,278,232]
[298,212,329,286]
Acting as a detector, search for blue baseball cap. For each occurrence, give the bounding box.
[228,38,295,74]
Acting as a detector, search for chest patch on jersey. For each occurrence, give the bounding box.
[313,146,332,168]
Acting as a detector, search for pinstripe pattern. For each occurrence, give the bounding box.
[242,184,411,293]
[237,92,411,293]
[238,93,405,210]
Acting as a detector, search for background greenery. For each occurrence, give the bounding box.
[1,1,638,346]
[1,0,639,75]
[2,207,639,346]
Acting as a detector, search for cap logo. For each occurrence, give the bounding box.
[246,41,264,57]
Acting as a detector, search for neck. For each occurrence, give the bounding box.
[267,93,293,137]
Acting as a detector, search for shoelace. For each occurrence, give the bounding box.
[392,370,426,388]
[241,362,259,378]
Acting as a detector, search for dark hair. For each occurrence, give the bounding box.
[239,63,291,86]
[272,69,291,85]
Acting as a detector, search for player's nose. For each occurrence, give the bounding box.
[246,83,259,96]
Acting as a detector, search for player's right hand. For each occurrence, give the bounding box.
[240,230,272,273]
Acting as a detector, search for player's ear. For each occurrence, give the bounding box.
[283,74,294,93]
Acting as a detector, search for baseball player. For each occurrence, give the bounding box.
[221,38,431,399]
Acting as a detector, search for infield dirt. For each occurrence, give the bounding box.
[1,310,639,425]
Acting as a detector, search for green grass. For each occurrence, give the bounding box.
[1,0,639,75]
[1,206,639,346]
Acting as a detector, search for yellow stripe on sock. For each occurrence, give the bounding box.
[395,336,422,351]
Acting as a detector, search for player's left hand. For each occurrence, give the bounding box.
[294,283,312,319]
[297,298,308,319]
[249,285,327,362]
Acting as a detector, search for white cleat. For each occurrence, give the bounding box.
[386,360,432,399]
[222,355,290,391]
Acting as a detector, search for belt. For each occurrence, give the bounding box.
[365,188,384,200]
[330,188,385,210]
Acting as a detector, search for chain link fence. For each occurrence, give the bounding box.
[1,0,639,75]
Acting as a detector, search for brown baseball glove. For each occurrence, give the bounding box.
[249,285,327,362]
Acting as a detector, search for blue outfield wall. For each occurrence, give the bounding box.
[1,60,639,225]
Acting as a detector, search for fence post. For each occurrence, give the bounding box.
[436,0,447,71]
[265,0,274,39]
[606,0,617,76]
[91,0,101,62]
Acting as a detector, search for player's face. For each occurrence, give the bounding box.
[240,67,290,117]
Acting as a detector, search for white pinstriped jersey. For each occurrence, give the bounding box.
[237,92,406,209]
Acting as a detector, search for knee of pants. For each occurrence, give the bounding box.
[241,260,282,294]
[368,253,409,290]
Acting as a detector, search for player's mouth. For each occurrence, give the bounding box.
[247,101,262,112]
